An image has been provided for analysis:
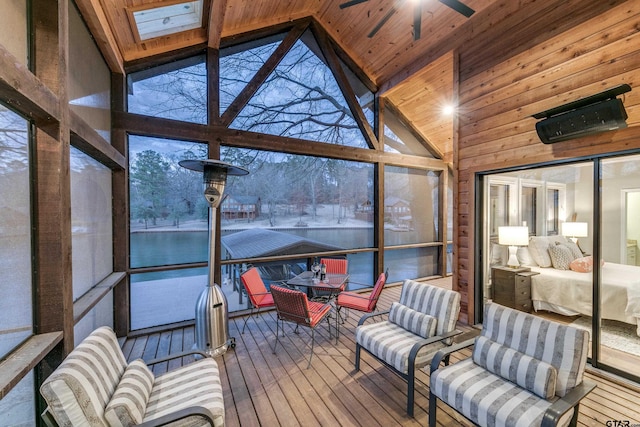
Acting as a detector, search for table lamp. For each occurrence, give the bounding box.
[498,226,529,268]
[561,222,588,244]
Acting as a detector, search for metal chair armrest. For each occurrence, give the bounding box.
[146,350,210,365]
[408,330,462,372]
[541,381,597,427]
[136,405,219,426]
[357,310,390,326]
[429,337,476,373]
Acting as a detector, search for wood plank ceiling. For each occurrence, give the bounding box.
[75,0,500,162]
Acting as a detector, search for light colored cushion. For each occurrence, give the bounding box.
[388,302,437,339]
[104,360,155,427]
[528,236,553,267]
[399,279,460,344]
[490,242,508,266]
[39,326,128,427]
[430,358,575,427]
[481,303,589,397]
[528,236,568,267]
[143,357,225,427]
[562,240,583,259]
[472,336,557,399]
[548,243,574,270]
[355,320,446,374]
[517,246,537,266]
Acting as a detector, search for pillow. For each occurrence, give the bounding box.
[104,359,155,427]
[517,246,537,266]
[570,256,593,272]
[548,244,574,270]
[490,242,508,266]
[528,236,553,267]
[388,302,437,339]
[473,335,558,400]
[561,240,583,259]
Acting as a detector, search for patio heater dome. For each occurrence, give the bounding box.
[179,159,249,357]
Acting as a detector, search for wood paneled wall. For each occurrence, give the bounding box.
[454,0,640,323]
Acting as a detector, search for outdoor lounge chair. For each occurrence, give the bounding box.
[270,284,333,368]
[354,279,461,416]
[429,302,596,427]
[240,266,275,333]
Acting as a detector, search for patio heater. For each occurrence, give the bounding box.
[179,159,249,357]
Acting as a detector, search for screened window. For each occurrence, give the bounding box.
[220,38,281,114]
[0,104,32,360]
[127,55,207,124]
[70,146,114,341]
[69,2,111,142]
[229,31,368,148]
[384,166,439,245]
[129,135,208,268]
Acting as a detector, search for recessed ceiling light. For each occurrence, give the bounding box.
[131,0,203,41]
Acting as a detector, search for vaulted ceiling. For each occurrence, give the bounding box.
[75,0,501,162]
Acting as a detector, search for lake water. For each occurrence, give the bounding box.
[129,227,444,329]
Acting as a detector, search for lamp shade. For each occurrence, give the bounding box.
[498,226,529,246]
[561,222,588,238]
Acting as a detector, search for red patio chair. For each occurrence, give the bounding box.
[270,284,332,368]
[334,270,387,340]
[240,267,275,333]
[312,257,349,300]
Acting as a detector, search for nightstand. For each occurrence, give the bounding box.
[491,266,539,312]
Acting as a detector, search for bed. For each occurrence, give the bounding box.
[530,263,640,335]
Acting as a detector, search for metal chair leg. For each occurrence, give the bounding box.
[428,391,437,426]
[273,319,281,353]
[355,343,361,371]
[307,328,315,369]
[241,307,254,334]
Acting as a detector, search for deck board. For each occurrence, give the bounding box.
[123,281,640,426]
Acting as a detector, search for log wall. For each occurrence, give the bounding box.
[454,0,640,323]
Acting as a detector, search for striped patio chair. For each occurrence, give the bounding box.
[429,302,596,427]
[354,279,461,416]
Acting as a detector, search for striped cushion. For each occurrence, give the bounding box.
[143,357,225,427]
[481,303,589,397]
[388,302,437,339]
[356,321,446,373]
[430,358,574,427]
[40,326,127,427]
[104,359,155,427]
[399,279,460,344]
[472,336,557,399]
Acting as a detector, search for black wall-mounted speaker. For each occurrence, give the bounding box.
[535,98,628,144]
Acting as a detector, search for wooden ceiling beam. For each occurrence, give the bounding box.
[384,99,444,159]
[312,21,378,150]
[73,0,124,73]
[220,21,308,126]
[208,0,228,49]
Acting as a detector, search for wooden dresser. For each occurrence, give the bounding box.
[491,266,539,312]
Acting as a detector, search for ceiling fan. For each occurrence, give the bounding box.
[339,0,475,40]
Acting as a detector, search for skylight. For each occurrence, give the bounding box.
[131,0,203,41]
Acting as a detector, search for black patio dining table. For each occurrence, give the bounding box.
[286,271,349,300]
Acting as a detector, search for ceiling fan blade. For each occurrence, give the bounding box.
[367,1,402,38]
[413,2,421,40]
[339,0,369,9]
[438,0,475,18]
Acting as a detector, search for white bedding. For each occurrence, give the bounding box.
[530,262,640,336]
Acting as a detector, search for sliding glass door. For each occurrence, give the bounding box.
[479,156,640,383]
[599,155,640,378]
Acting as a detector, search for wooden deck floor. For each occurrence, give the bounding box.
[121,281,640,426]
